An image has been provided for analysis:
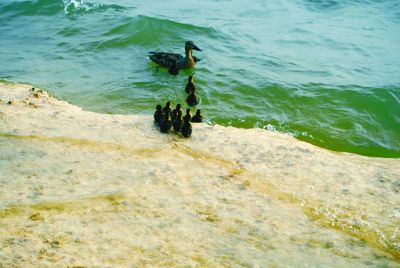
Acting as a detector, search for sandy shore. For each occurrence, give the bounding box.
[0,81,399,267]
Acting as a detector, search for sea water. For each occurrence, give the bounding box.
[0,0,399,157]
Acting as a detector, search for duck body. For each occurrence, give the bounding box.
[173,111,183,132]
[170,104,182,122]
[186,92,198,106]
[162,101,172,116]
[154,104,164,125]
[181,119,192,138]
[191,109,203,123]
[149,52,188,69]
[185,76,196,93]
[160,114,172,133]
[183,109,192,123]
[149,41,201,74]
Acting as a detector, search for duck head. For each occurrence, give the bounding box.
[185,41,201,51]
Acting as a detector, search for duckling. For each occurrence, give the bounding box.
[170,103,182,122]
[154,104,164,125]
[168,60,179,75]
[173,110,183,132]
[181,116,192,138]
[186,87,199,106]
[183,108,192,122]
[160,114,172,133]
[185,75,196,94]
[162,101,172,115]
[191,109,203,123]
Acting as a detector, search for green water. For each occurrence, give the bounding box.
[0,0,399,157]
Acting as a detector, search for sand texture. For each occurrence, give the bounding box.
[0,82,399,267]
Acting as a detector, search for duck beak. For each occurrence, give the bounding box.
[192,44,202,51]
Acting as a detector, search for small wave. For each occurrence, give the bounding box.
[302,0,342,12]
[92,15,218,49]
[301,0,378,12]
[0,0,126,17]
[213,83,400,158]
[0,0,62,17]
[62,0,127,15]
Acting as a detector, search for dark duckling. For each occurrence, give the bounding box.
[186,87,198,106]
[183,109,192,122]
[160,114,172,133]
[162,101,172,115]
[168,60,179,75]
[173,110,183,132]
[181,115,192,138]
[191,109,203,123]
[170,103,182,122]
[154,104,164,125]
[185,75,196,94]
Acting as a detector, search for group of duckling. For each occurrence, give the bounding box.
[149,41,205,138]
[154,75,202,137]
[154,102,202,137]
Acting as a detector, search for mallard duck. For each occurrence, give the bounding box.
[185,75,196,93]
[168,60,179,75]
[162,101,172,115]
[173,110,183,132]
[149,41,202,75]
[191,109,202,123]
[181,115,192,138]
[183,108,192,122]
[170,103,182,122]
[186,88,198,106]
[160,114,172,133]
[154,104,163,125]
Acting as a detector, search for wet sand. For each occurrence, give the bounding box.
[0,82,399,267]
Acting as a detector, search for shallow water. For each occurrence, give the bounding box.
[0,83,399,266]
[0,0,399,157]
